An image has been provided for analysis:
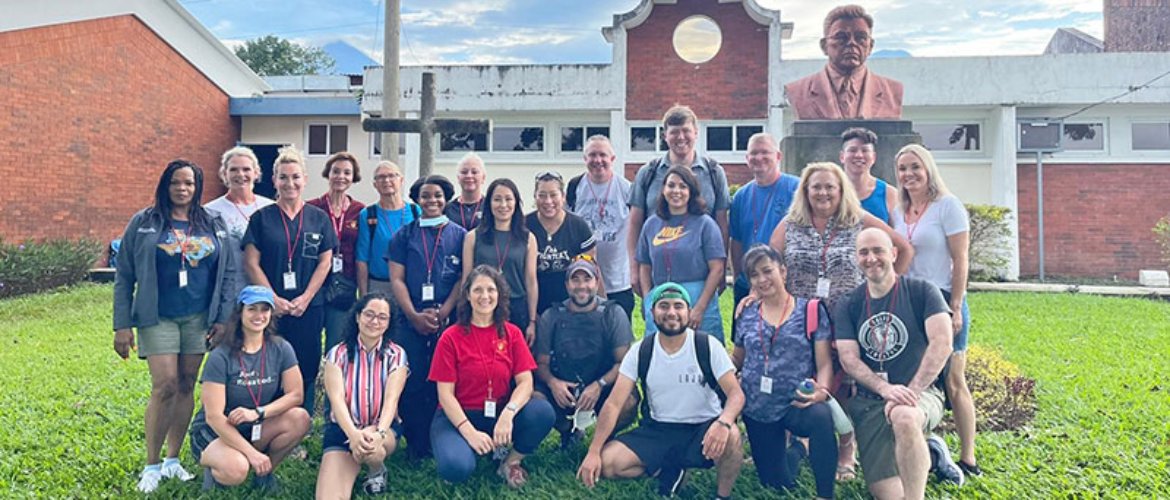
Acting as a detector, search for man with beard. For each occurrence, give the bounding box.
[833,228,964,499]
[577,283,744,499]
[533,259,637,449]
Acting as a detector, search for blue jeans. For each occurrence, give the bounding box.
[940,290,971,352]
[430,399,555,483]
[643,280,724,343]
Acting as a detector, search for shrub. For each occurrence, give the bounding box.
[728,183,742,198]
[1153,214,1170,271]
[946,344,1037,432]
[0,238,103,299]
[967,204,1013,282]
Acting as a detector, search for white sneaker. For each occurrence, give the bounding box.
[137,468,162,493]
[161,461,195,481]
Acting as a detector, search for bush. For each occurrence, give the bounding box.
[0,238,103,299]
[967,204,1013,281]
[960,344,1037,432]
[1153,214,1170,271]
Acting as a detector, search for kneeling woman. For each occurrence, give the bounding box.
[316,293,408,498]
[428,265,555,487]
[189,286,310,491]
[731,246,838,499]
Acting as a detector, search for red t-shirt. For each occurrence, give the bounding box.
[428,322,537,411]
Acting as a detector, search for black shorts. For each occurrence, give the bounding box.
[188,422,253,464]
[322,421,403,454]
[614,419,717,475]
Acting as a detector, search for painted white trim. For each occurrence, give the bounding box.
[304,121,351,157]
[991,105,1020,280]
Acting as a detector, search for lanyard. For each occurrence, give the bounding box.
[280,203,305,272]
[171,227,189,271]
[662,217,686,281]
[756,295,794,373]
[494,231,513,270]
[461,199,482,228]
[903,202,930,243]
[327,196,349,254]
[818,220,839,278]
[864,279,900,372]
[586,179,613,219]
[475,326,497,401]
[420,224,446,282]
[231,197,258,223]
[749,183,776,240]
[238,341,268,409]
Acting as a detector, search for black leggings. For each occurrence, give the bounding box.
[278,305,325,416]
[744,403,837,498]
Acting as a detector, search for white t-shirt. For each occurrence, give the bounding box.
[893,194,969,292]
[618,330,734,423]
[205,194,276,241]
[572,175,632,293]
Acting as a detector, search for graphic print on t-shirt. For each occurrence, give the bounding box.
[651,225,688,246]
[157,230,216,267]
[536,245,573,272]
[858,312,909,363]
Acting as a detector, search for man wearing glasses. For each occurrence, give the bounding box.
[784,4,904,120]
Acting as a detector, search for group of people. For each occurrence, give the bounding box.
[112,99,979,498]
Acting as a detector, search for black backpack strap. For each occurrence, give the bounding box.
[364,206,379,258]
[693,331,727,406]
[410,203,421,219]
[566,173,584,212]
[640,157,662,195]
[638,333,656,421]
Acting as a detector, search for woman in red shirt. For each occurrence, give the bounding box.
[428,265,555,488]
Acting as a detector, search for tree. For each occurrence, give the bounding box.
[233,35,335,76]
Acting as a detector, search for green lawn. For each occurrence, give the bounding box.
[1,284,1167,498]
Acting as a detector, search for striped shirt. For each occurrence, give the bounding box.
[325,339,408,428]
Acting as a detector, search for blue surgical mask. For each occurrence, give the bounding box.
[419,215,450,227]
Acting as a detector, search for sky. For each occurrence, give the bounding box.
[181,0,1105,67]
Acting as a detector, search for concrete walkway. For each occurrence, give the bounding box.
[971,281,1170,298]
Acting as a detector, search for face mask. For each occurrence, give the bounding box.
[419,215,450,227]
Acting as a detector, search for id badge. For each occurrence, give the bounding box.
[422,283,435,302]
[760,376,774,394]
[250,423,263,442]
[877,372,889,382]
[178,269,188,288]
[282,271,297,290]
[332,255,343,273]
[484,400,497,419]
[815,277,831,298]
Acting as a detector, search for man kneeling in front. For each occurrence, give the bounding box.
[834,228,962,500]
[577,282,744,499]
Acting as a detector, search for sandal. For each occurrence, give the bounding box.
[836,464,857,482]
[497,461,529,488]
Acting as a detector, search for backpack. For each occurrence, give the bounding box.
[547,301,613,383]
[636,330,726,423]
[802,297,850,397]
[364,203,422,256]
[566,157,722,212]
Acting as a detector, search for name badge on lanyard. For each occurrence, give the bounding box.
[332,255,344,273]
[250,423,263,442]
[484,400,497,419]
[283,271,297,290]
[422,283,435,302]
[760,376,774,394]
[815,277,831,298]
[178,269,189,288]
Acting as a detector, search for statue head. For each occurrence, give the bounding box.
[819,5,875,75]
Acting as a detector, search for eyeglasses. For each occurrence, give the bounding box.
[374,173,402,182]
[535,170,563,182]
[361,310,391,323]
[829,32,870,45]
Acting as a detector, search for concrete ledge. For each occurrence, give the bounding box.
[970,281,1170,298]
[88,268,116,283]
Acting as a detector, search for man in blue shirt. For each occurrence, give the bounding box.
[729,133,799,330]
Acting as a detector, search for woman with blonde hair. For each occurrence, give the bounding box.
[892,144,980,479]
[205,146,275,298]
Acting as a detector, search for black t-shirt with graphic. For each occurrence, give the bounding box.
[526,211,596,314]
[242,203,338,306]
[833,276,950,389]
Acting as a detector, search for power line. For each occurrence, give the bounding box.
[1057,67,1170,120]
[371,0,383,60]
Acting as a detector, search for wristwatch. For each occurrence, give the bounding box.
[376,428,388,439]
[596,377,608,389]
[256,406,266,422]
[505,402,520,413]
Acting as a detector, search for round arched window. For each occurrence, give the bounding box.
[672,15,722,64]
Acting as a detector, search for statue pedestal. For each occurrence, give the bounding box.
[780,120,921,185]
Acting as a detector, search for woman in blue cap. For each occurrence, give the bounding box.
[188,286,310,491]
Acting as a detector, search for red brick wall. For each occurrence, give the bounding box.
[0,15,238,243]
[1017,163,1170,279]
[625,0,769,121]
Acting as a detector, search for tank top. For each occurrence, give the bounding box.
[859,178,890,223]
[473,229,528,299]
[783,218,863,307]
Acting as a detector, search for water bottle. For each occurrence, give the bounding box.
[799,379,853,435]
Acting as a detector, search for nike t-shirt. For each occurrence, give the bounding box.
[636,213,725,286]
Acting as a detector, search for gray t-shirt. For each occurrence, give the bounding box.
[636,213,725,286]
[627,155,732,218]
[535,298,633,383]
[618,330,734,423]
[190,337,299,429]
[892,194,969,293]
[571,175,633,293]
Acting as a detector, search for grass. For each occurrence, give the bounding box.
[1,284,1168,498]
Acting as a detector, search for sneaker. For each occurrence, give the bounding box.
[362,469,387,495]
[136,468,162,493]
[160,460,195,481]
[290,444,308,461]
[252,473,282,494]
[958,460,983,477]
[656,467,688,497]
[926,435,965,487]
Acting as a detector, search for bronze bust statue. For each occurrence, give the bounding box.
[785,5,904,120]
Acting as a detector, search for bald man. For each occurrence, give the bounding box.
[832,228,964,499]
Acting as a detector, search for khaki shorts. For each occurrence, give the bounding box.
[137,312,208,359]
[848,386,945,485]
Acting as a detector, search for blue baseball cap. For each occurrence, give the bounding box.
[648,282,691,307]
[238,286,276,307]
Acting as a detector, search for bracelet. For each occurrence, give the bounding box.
[456,419,470,430]
[716,419,733,430]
